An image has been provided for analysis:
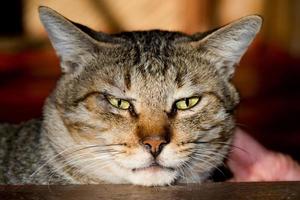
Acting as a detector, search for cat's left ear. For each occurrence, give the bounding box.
[38,6,117,74]
[192,15,262,79]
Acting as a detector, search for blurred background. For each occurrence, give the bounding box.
[0,0,299,161]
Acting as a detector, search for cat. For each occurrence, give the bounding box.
[0,6,262,186]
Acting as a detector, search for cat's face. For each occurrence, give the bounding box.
[40,7,262,186]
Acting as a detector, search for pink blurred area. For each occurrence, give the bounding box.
[0,0,299,161]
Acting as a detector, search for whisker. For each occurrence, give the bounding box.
[178,161,191,183]
[177,166,187,183]
[184,162,199,183]
[46,156,116,185]
[235,123,249,129]
[188,155,225,177]
[187,141,249,156]
[63,158,113,183]
[209,142,250,155]
[53,150,122,171]
[31,144,121,179]
[77,159,113,178]
[183,148,229,161]
[192,151,228,161]
[30,144,95,178]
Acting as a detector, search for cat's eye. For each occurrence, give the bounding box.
[107,96,130,110]
[175,97,200,110]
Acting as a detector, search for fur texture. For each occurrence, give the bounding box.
[0,7,262,186]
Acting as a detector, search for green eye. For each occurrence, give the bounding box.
[107,96,130,110]
[175,97,200,110]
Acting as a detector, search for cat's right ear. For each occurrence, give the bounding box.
[190,15,262,80]
[39,6,113,74]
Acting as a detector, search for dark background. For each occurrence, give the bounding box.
[0,0,299,161]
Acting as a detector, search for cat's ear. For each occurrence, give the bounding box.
[39,6,112,74]
[192,15,262,79]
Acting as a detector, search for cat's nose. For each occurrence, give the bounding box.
[142,136,168,157]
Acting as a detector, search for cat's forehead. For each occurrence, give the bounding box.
[103,30,206,77]
[112,30,191,45]
[110,30,193,61]
[85,30,216,95]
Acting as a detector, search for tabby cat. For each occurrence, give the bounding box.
[0,6,262,186]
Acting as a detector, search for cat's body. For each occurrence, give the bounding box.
[0,120,61,184]
[0,7,262,186]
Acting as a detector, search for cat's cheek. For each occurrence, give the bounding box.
[158,144,186,167]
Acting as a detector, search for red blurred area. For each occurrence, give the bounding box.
[0,49,59,122]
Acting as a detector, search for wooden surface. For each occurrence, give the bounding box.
[0,182,300,200]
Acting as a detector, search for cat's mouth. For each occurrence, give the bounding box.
[132,162,175,173]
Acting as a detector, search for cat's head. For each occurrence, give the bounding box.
[39,7,262,186]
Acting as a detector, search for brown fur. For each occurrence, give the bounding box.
[38,7,262,185]
[0,7,262,186]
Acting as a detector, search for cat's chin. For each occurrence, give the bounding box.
[128,166,178,186]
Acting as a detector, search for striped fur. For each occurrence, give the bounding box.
[0,7,262,186]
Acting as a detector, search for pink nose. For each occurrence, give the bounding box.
[142,136,168,157]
